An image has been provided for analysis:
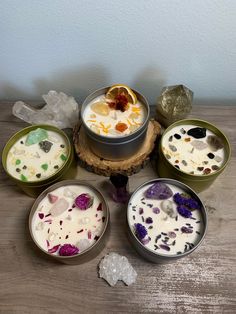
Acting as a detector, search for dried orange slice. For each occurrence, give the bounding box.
[106,84,137,105]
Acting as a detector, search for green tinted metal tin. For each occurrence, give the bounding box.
[157,119,231,192]
[2,124,76,197]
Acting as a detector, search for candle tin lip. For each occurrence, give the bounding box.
[2,124,75,196]
[157,119,231,192]
[127,178,208,263]
[28,180,110,264]
[80,86,150,160]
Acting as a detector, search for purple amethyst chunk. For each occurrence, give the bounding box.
[144,182,173,200]
[59,244,79,256]
[177,205,192,218]
[74,193,94,210]
[135,223,147,240]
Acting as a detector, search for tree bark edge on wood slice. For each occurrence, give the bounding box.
[73,119,162,176]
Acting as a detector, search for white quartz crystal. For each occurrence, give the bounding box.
[12,91,79,129]
[98,252,137,287]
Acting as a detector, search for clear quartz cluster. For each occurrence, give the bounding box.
[98,252,137,287]
[12,91,79,129]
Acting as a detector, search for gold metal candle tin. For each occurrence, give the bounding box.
[157,119,231,192]
[2,125,76,197]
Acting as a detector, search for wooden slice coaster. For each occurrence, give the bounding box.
[73,119,162,176]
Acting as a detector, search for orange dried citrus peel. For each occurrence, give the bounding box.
[106,84,137,105]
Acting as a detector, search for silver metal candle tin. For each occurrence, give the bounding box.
[29,180,110,265]
[81,86,150,160]
[127,178,207,263]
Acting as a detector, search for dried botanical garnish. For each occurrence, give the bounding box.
[58,244,79,256]
[115,122,128,133]
[74,193,94,210]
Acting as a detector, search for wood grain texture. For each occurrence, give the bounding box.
[0,102,235,314]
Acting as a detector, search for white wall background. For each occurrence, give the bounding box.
[1,0,236,105]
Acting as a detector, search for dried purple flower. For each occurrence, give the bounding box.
[145,217,153,224]
[177,205,192,218]
[152,207,160,214]
[38,213,44,219]
[160,244,170,251]
[59,244,79,256]
[173,193,200,210]
[135,223,147,240]
[74,193,94,210]
[181,226,193,234]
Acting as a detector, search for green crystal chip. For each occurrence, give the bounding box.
[20,174,27,182]
[15,159,21,165]
[60,154,67,161]
[41,163,48,171]
[25,128,48,146]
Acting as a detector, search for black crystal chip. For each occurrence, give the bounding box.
[39,140,53,153]
[187,127,206,139]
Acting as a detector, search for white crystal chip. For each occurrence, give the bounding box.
[98,252,137,287]
[12,91,79,129]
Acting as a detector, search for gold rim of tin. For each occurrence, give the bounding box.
[29,180,110,261]
[160,119,231,179]
[2,124,72,186]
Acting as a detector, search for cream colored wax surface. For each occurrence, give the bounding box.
[83,95,146,137]
[128,183,204,256]
[6,130,68,182]
[31,185,106,255]
[162,125,225,175]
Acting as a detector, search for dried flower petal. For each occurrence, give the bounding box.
[58,244,79,256]
[48,244,60,254]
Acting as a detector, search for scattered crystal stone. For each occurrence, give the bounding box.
[91,102,110,116]
[181,160,188,166]
[48,232,56,242]
[76,239,90,252]
[180,128,186,134]
[35,221,44,231]
[169,144,177,152]
[165,154,171,160]
[98,253,137,287]
[190,140,208,150]
[168,135,173,142]
[39,140,53,153]
[48,193,58,204]
[63,187,76,199]
[207,153,215,159]
[25,128,48,146]
[66,215,72,220]
[187,127,206,139]
[207,135,224,151]
[13,147,25,155]
[48,135,59,143]
[160,200,177,218]
[110,111,117,120]
[50,198,69,216]
[174,133,181,140]
[13,91,79,129]
[212,165,219,171]
[78,217,91,225]
[145,182,173,200]
[214,155,223,163]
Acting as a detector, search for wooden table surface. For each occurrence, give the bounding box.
[0,102,235,314]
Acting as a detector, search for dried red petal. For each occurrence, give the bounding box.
[88,230,92,239]
[48,244,60,254]
[38,213,44,219]
[97,203,102,211]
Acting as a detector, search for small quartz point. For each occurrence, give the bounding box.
[110,174,130,203]
[12,91,79,129]
[50,198,69,216]
[98,252,137,287]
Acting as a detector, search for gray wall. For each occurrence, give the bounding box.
[1,0,236,105]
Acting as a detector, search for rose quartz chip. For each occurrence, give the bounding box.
[48,193,58,204]
[50,198,69,216]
